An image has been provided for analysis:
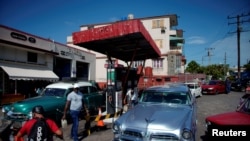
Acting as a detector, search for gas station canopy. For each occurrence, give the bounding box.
[72,19,161,62]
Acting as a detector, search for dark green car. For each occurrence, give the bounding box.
[1,81,103,128]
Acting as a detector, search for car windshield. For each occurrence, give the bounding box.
[237,98,250,114]
[140,91,190,104]
[208,81,217,85]
[186,84,196,89]
[42,88,67,97]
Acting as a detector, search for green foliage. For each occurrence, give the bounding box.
[185,60,229,80]
[185,60,200,73]
[185,60,250,80]
[243,61,250,71]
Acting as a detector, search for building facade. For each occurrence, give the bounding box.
[0,25,96,97]
[67,14,185,87]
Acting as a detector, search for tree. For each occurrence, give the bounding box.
[185,60,201,73]
[243,61,250,71]
[204,64,225,80]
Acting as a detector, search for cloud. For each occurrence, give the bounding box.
[186,36,206,45]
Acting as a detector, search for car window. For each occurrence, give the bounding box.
[79,86,89,94]
[186,84,195,89]
[42,88,66,97]
[89,86,98,93]
[140,91,190,104]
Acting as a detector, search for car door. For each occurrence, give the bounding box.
[218,81,226,93]
[80,86,102,111]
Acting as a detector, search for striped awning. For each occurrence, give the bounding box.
[1,63,59,81]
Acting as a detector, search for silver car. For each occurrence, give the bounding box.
[113,83,197,141]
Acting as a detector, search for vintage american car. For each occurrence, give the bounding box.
[112,83,197,141]
[201,80,226,95]
[1,81,103,131]
[205,96,250,140]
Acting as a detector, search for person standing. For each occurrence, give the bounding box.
[62,84,89,141]
[14,105,63,141]
[123,87,138,109]
[225,77,231,94]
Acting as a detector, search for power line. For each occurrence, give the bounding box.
[228,12,250,79]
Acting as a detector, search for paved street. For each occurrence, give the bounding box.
[0,91,245,141]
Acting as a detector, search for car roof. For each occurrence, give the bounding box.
[145,83,189,92]
[46,81,92,89]
[184,82,198,84]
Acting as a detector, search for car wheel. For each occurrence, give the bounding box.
[215,90,219,95]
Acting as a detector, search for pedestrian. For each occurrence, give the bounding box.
[14,105,63,141]
[62,84,89,141]
[225,77,231,94]
[123,87,138,109]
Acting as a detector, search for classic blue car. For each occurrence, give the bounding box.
[112,83,197,141]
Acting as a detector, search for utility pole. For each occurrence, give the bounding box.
[228,13,250,79]
[205,48,214,65]
[224,52,227,79]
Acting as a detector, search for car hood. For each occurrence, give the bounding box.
[118,103,193,131]
[10,96,65,114]
[206,111,250,126]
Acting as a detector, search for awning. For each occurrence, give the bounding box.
[0,63,59,81]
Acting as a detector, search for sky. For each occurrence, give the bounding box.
[0,0,250,68]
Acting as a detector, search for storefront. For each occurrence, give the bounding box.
[0,25,95,101]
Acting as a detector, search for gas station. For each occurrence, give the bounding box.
[72,19,161,114]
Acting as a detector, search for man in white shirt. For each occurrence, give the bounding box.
[62,84,89,141]
[123,87,138,109]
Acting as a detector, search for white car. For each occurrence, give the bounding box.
[185,82,202,97]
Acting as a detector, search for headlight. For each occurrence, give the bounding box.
[112,122,121,132]
[205,120,211,128]
[208,87,214,90]
[206,121,211,125]
[1,107,5,113]
[28,111,33,120]
[182,129,192,140]
[2,106,12,113]
[112,122,121,139]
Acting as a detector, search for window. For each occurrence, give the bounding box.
[27,52,37,63]
[132,60,144,68]
[155,39,163,48]
[152,19,164,28]
[152,58,164,68]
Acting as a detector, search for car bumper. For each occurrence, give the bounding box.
[202,90,216,94]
